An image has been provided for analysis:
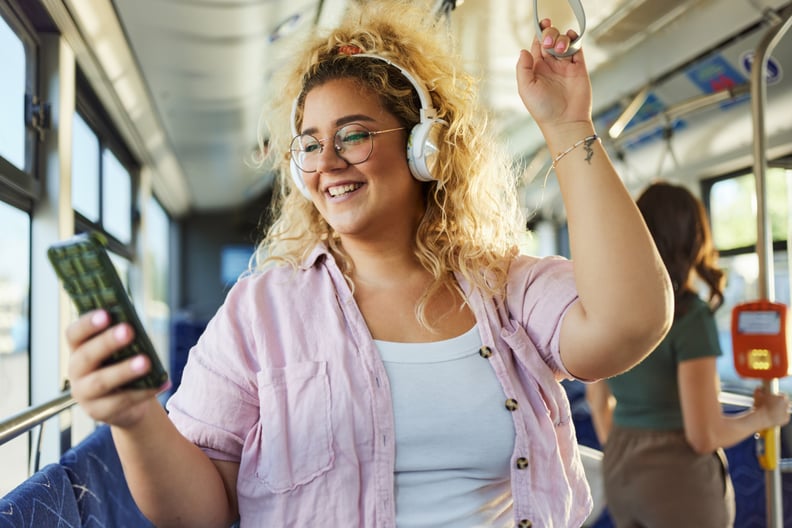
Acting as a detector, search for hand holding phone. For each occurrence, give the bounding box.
[48,232,169,390]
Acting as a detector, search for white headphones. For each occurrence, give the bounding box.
[290,53,447,198]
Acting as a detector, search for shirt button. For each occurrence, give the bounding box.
[516,457,529,470]
[479,346,493,358]
[517,520,533,527]
[505,398,519,411]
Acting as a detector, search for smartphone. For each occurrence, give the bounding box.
[47,232,168,390]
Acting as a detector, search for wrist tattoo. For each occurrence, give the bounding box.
[584,135,597,164]
[552,134,600,169]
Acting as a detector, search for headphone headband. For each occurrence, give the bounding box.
[352,54,439,120]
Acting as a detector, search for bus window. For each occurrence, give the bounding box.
[102,149,132,245]
[0,204,30,495]
[706,168,792,395]
[0,1,37,495]
[73,111,134,246]
[0,14,25,170]
[74,73,139,255]
[710,170,789,250]
[72,112,100,222]
[143,197,171,365]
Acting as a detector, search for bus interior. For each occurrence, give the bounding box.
[1,0,792,526]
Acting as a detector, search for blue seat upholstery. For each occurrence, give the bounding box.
[2,423,247,527]
[0,463,80,528]
[59,425,154,528]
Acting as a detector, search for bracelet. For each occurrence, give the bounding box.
[551,134,601,168]
[535,134,602,209]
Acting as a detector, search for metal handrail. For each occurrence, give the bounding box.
[0,390,76,447]
[611,82,751,147]
[719,391,754,409]
[750,4,792,527]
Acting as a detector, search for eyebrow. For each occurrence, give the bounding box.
[301,114,376,136]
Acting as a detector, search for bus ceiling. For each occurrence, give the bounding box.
[43,0,792,218]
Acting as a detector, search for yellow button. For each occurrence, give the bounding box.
[505,398,519,411]
[516,457,529,470]
[518,520,533,527]
[479,346,493,359]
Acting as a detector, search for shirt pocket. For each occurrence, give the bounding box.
[252,360,335,493]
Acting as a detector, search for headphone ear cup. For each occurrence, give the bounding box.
[407,119,445,182]
[290,160,311,199]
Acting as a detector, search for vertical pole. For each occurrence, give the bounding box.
[750,6,792,528]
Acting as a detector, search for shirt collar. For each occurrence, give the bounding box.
[298,243,331,270]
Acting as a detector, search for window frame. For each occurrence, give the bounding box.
[74,69,141,260]
[0,0,41,209]
[702,165,791,257]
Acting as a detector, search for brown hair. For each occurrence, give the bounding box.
[636,182,725,316]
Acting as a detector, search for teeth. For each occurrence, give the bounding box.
[328,183,361,197]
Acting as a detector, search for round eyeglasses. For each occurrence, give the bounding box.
[289,123,405,173]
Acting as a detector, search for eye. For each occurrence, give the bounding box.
[339,127,371,146]
[300,136,321,154]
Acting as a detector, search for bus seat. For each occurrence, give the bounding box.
[170,318,207,394]
[59,424,155,527]
[722,405,792,528]
[0,462,80,527]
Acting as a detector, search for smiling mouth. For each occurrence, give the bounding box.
[328,183,363,197]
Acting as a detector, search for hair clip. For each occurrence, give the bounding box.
[337,45,363,56]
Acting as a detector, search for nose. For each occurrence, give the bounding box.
[314,140,348,172]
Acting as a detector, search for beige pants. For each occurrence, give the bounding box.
[602,426,735,528]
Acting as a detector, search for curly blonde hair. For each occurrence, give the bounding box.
[254,0,525,327]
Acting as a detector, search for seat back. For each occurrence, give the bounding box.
[59,425,154,527]
[0,463,80,528]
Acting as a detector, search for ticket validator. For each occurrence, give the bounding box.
[732,300,791,469]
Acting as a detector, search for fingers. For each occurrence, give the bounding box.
[517,48,535,73]
[71,352,151,401]
[65,309,110,350]
[537,18,580,57]
[753,387,791,426]
[66,310,148,397]
[68,311,136,379]
[79,385,163,426]
[65,310,168,427]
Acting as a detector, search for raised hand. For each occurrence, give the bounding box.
[516,18,592,131]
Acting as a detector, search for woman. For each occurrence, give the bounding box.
[586,181,790,528]
[65,2,672,526]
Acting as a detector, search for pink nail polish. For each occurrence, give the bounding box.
[114,325,129,342]
[131,355,147,372]
[91,311,108,327]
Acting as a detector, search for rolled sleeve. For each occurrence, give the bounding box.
[507,256,579,378]
[166,279,261,461]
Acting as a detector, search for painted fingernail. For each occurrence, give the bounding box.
[114,325,129,342]
[130,355,147,372]
[543,36,553,46]
[91,311,108,327]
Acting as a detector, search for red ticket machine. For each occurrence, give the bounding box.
[731,300,790,470]
[732,301,790,379]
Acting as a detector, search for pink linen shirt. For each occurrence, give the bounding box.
[166,245,593,527]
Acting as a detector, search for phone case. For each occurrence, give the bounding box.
[47,232,168,390]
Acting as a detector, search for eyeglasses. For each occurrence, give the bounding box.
[290,123,405,173]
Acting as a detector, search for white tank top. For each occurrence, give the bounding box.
[375,325,515,527]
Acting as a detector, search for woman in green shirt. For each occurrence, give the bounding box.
[586,181,790,527]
